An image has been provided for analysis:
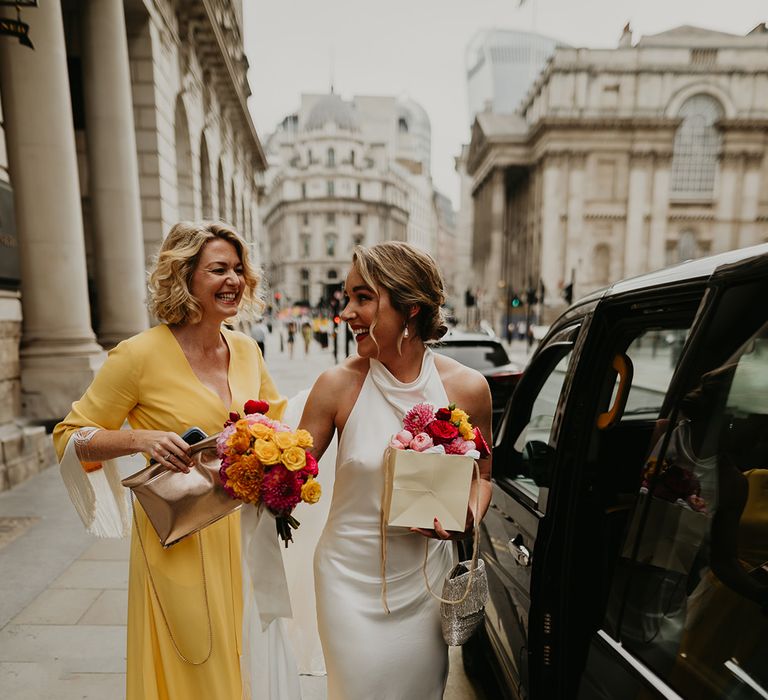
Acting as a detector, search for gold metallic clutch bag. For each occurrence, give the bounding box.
[121,434,240,548]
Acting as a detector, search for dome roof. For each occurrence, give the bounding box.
[305,93,359,132]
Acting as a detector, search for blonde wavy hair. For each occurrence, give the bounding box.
[352,241,447,352]
[148,221,262,325]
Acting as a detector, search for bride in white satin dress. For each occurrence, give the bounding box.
[298,242,493,699]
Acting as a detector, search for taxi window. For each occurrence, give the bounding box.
[610,311,768,698]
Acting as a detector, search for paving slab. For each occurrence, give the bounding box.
[50,559,129,590]
[12,588,101,626]
[78,589,128,626]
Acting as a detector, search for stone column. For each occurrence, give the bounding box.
[0,1,104,421]
[648,155,671,272]
[489,168,506,336]
[540,155,564,308]
[714,154,741,254]
[739,155,763,248]
[624,154,651,278]
[82,0,148,346]
[564,154,585,297]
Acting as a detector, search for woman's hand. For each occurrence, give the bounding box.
[132,430,195,473]
[411,508,475,541]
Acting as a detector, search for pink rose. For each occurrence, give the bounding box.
[395,429,414,445]
[445,438,476,455]
[389,438,407,450]
[410,432,434,452]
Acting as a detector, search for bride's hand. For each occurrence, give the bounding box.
[411,509,475,541]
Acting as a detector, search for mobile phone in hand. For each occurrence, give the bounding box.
[181,427,207,445]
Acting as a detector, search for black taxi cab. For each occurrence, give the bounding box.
[466,244,768,699]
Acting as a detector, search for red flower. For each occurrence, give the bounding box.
[244,400,270,415]
[426,419,459,444]
[435,407,452,421]
[302,451,319,478]
[261,465,302,513]
[473,427,490,458]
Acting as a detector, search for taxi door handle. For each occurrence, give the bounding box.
[508,534,532,567]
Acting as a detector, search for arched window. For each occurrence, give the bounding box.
[217,161,226,220]
[327,148,335,167]
[325,233,337,257]
[398,117,409,133]
[174,97,194,219]
[671,94,724,197]
[200,135,212,218]
[328,269,338,280]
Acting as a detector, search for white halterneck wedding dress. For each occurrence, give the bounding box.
[314,349,454,700]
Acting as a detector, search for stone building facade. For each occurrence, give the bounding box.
[465,24,768,333]
[263,93,456,309]
[0,0,265,489]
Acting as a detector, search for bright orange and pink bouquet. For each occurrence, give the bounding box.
[217,400,320,546]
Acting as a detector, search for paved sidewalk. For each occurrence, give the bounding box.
[0,329,482,700]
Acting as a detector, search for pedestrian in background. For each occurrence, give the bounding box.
[287,321,296,358]
[53,222,298,699]
[302,321,312,355]
[250,317,268,358]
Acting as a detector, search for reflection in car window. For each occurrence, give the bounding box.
[612,328,690,418]
[509,349,574,508]
[433,343,510,369]
[614,321,768,699]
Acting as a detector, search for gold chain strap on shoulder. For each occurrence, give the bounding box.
[131,499,213,665]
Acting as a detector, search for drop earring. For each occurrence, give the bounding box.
[403,324,409,339]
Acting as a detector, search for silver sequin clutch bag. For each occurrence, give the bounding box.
[440,558,489,646]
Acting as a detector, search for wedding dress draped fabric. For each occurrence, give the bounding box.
[314,349,453,700]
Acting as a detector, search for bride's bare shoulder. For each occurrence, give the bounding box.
[312,356,368,394]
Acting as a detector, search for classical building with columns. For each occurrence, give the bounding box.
[0,0,265,489]
[263,92,457,309]
[465,24,768,334]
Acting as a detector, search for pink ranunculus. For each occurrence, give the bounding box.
[410,432,434,452]
[395,429,414,445]
[389,438,408,450]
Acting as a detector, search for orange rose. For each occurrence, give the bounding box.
[300,477,322,504]
[249,423,274,441]
[295,429,314,448]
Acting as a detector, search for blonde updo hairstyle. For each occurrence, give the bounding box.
[351,242,447,352]
[148,221,262,325]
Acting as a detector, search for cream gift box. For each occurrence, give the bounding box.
[382,447,475,532]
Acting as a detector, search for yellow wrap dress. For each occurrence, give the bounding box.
[53,324,286,700]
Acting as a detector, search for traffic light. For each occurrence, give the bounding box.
[464,289,475,307]
[526,287,537,305]
[563,282,573,305]
[510,294,521,308]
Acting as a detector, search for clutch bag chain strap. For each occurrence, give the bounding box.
[422,458,482,605]
[131,498,213,665]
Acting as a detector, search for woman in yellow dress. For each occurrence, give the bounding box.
[53,222,290,699]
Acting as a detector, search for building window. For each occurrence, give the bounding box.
[350,151,355,165]
[307,148,313,164]
[676,230,701,263]
[356,183,362,199]
[328,269,338,280]
[355,213,363,226]
[352,233,365,248]
[300,234,310,258]
[671,94,724,198]
[302,213,309,226]
[593,244,610,285]
[327,181,335,197]
[301,183,307,199]
[398,116,409,133]
[325,234,337,257]
[326,212,335,224]
[327,148,335,167]
[300,268,310,281]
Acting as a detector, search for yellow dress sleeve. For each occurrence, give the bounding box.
[53,339,140,461]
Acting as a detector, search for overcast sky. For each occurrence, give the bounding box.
[243,0,765,207]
